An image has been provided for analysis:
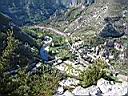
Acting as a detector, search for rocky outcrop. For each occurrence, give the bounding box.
[99,22,125,38]
[72,85,101,95]
[97,78,128,96]
[55,78,128,96]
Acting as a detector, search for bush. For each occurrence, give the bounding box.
[79,59,108,87]
[0,64,62,96]
[0,31,18,73]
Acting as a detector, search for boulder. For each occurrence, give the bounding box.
[72,86,90,95]
[54,90,74,96]
[59,78,79,88]
[56,87,64,95]
[97,78,128,95]
[63,90,74,96]
[97,78,113,93]
[72,85,101,96]
[103,82,128,96]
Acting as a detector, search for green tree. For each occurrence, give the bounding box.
[0,31,18,73]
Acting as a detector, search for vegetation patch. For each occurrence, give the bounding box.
[0,30,62,96]
[79,59,108,87]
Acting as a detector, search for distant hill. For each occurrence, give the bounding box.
[0,0,127,26]
[0,0,95,25]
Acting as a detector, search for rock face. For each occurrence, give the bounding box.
[0,0,95,25]
[100,22,124,38]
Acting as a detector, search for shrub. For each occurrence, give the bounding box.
[79,59,108,87]
[0,64,62,96]
[0,31,18,73]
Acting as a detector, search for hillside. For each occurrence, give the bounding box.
[0,0,95,25]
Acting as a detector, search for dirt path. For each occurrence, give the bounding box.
[29,25,68,37]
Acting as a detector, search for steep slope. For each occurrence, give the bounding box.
[49,0,128,36]
[49,0,109,35]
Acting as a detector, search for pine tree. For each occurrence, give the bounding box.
[0,30,18,73]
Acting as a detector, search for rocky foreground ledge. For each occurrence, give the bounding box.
[54,77,128,96]
[52,57,128,96]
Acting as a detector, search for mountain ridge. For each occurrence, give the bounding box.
[0,0,95,25]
